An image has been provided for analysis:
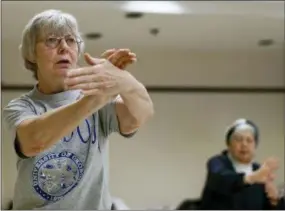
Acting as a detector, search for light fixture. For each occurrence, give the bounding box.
[258,39,274,47]
[121,1,185,14]
[125,12,144,19]
[85,33,102,40]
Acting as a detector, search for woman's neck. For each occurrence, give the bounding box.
[37,80,64,94]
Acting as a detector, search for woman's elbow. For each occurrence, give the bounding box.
[21,145,43,157]
[17,132,48,158]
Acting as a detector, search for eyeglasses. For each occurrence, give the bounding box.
[43,35,82,49]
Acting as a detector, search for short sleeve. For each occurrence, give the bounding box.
[98,98,137,138]
[3,97,37,134]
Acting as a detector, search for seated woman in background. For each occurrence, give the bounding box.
[200,119,284,210]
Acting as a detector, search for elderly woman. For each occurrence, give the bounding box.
[200,119,283,210]
[3,9,154,209]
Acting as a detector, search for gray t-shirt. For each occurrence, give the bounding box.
[3,86,128,210]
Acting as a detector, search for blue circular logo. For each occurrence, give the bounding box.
[32,151,84,202]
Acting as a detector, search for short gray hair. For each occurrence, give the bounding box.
[20,9,85,79]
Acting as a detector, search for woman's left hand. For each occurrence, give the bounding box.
[84,48,137,70]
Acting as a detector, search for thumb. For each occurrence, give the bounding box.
[84,53,105,66]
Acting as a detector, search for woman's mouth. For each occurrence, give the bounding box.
[55,59,71,68]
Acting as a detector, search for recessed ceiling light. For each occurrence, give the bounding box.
[258,39,274,47]
[150,28,160,36]
[121,1,185,14]
[125,12,144,19]
[85,32,102,40]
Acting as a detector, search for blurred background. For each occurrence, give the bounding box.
[1,1,284,209]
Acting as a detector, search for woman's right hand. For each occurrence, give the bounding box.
[246,157,279,184]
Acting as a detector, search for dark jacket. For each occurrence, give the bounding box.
[200,150,284,210]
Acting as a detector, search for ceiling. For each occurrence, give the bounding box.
[2,1,284,51]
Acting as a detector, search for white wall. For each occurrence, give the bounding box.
[1,46,284,209]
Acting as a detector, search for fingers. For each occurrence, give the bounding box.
[84,53,106,66]
[110,50,137,69]
[85,48,137,70]
[264,157,279,171]
[117,52,137,68]
[65,72,115,86]
[81,89,101,96]
[116,55,132,68]
[257,157,280,184]
[84,53,96,65]
[101,49,117,59]
[108,49,130,64]
[108,49,136,63]
[268,173,276,182]
[68,81,116,91]
[66,66,102,78]
[119,57,137,69]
